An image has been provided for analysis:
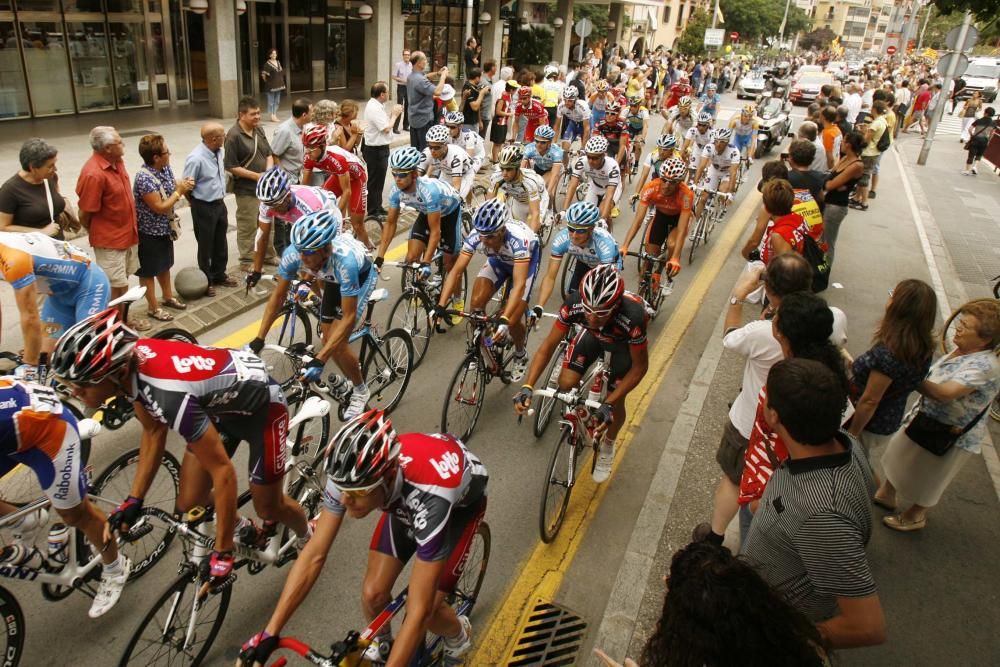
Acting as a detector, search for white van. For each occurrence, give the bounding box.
[961,57,999,103]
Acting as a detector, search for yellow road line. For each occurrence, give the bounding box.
[470,189,763,665]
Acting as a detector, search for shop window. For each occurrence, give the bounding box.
[0,21,31,118]
[21,20,75,114]
[67,21,115,111]
[109,22,150,107]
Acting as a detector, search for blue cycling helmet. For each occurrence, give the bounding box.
[256,166,290,205]
[565,201,601,229]
[656,134,677,150]
[534,125,556,141]
[471,199,510,235]
[389,147,423,171]
[444,111,465,126]
[291,209,342,251]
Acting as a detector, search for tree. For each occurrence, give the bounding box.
[921,7,967,49]
[676,8,711,57]
[799,27,837,51]
[507,26,554,69]
[719,0,812,44]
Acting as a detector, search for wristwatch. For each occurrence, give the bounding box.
[729,296,746,305]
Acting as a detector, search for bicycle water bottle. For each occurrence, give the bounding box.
[1,543,40,568]
[426,274,442,289]
[327,374,351,401]
[47,523,70,569]
[588,374,604,404]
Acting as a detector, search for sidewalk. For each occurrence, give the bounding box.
[594,135,1000,667]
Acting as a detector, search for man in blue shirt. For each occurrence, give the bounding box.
[183,123,232,296]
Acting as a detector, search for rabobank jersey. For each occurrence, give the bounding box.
[419,143,473,180]
[277,234,372,296]
[549,225,620,269]
[0,378,76,458]
[462,219,539,269]
[523,142,564,173]
[702,142,742,170]
[258,185,337,225]
[0,232,94,295]
[388,177,462,216]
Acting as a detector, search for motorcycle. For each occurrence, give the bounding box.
[753,92,793,159]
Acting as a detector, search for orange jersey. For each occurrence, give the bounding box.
[639,179,694,215]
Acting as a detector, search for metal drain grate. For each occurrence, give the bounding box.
[507,600,587,666]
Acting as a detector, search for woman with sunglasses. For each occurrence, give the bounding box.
[238,409,489,667]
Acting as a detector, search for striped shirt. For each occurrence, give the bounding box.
[740,432,877,622]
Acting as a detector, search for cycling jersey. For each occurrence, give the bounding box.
[257,185,337,226]
[557,290,648,349]
[0,378,86,510]
[594,117,630,153]
[523,141,564,174]
[589,91,611,112]
[304,145,367,182]
[624,107,649,137]
[699,93,721,118]
[684,126,713,153]
[449,129,486,171]
[557,100,590,124]
[514,99,549,142]
[388,176,462,217]
[668,109,696,143]
[731,118,758,137]
[639,179,695,215]
[419,143,475,198]
[701,142,742,171]
[642,149,678,179]
[666,83,693,108]
[488,169,548,223]
[549,225,620,269]
[128,339,289,484]
[570,155,622,194]
[462,219,538,269]
[277,234,374,299]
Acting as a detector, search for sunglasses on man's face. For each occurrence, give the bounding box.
[392,171,414,179]
[331,480,382,499]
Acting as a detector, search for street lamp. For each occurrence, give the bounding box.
[236,0,246,16]
[357,3,373,20]
[553,17,564,28]
[479,11,492,25]
[188,0,208,14]
[607,20,616,30]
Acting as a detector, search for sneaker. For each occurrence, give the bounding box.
[10,508,48,545]
[89,555,132,618]
[869,190,877,199]
[443,615,473,659]
[510,353,529,383]
[344,385,371,420]
[592,440,615,483]
[971,166,978,175]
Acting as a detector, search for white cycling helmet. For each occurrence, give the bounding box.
[580,265,625,314]
[389,147,422,172]
[656,134,677,150]
[562,87,579,100]
[659,158,687,182]
[498,143,525,168]
[444,111,465,126]
[534,125,556,141]
[713,127,734,142]
[256,166,290,205]
[697,112,714,125]
[326,410,400,490]
[426,124,451,145]
[585,135,609,155]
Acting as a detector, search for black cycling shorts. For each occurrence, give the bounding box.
[563,329,632,391]
[645,211,681,248]
[409,207,462,256]
[320,280,342,323]
[566,256,590,295]
[217,382,289,485]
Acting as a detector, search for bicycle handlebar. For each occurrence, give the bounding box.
[530,387,603,411]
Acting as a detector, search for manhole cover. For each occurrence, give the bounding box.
[508,600,587,666]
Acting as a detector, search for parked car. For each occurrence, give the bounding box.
[737,72,766,99]
[753,93,793,158]
[790,73,834,105]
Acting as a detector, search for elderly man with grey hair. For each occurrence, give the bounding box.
[797,121,828,173]
[0,138,67,238]
[76,125,148,329]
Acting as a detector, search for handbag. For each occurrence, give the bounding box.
[142,166,182,241]
[904,399,990,456]
[43,178,80,236]
[226,130,258,194]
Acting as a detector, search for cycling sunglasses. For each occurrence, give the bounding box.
[331,479,383,498]
[391,170,415,179]
[567,225,592,234]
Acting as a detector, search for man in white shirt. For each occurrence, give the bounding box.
[844,83,863,124]
[363,81,403,217]
[391,49,412,133]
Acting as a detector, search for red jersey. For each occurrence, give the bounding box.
[665,83,693,109]
[494,92,512,127]
[514,99,549,142]
[304,145,366,181]
[739,387,787,505]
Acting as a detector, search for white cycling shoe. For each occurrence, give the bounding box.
[509,353,529,383]
[443,615,473,659]
[592,441,615,483]
[89,555,132,618]
[362,636,393,663]
[344,386,371,420]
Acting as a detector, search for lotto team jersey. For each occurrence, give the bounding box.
[557,100,590,123]
[258,185,337,225]
[462,219,539,268]
[0,231,93,294]
[556,291,648,348]
[419,144,473,179]
[128,339,273,444]
[0,379,76,460]
[323,432,489,561]
[571,155,621,193]
[277,234,372,296]
[304,145,366,181]
[523,142,564,173]
[702,142,741,170]
[388,177,462,216]
[549,225,619,268]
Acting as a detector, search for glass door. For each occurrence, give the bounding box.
[0,16,32,118]
[19,16,76,114]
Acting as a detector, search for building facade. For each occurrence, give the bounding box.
[811,0,891,53]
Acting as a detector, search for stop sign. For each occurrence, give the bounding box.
[730,31,739,41]
[887,45,898,55]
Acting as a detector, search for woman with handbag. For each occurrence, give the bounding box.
[134,134,194,322]
[877,298,1000,532]
[961,107,995,176]
[0,138,78,239]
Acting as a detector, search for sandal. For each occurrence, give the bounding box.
[149,308,174,322]
[128,318,152,332]
[205,286,217,297]
[161,298,187,310]
[883,514,927,532]
[872,494,897,511]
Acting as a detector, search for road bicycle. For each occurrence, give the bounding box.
[262,521,490,666]
[460,185,489,236]
[627,249,674,319]
[556,152,588,205]
[623,136,644,184]
[531,356,609,543]
[0,417,180,666]
[118,395,331,666]
[734,155,751,192]
[687,187,730,264]
[528,315,575,440]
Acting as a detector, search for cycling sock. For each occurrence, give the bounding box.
[353,381,368,393]
[104,556,123,574]
[447,619,468,644]
[705,531,725,546]
[514,348,526,358]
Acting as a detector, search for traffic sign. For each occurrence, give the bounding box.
[730,31,739,41]
[937,52,970,78]
[703,28,724,47]
[887,45,897,55]
[946,24,979,52]
[574,18,593,38]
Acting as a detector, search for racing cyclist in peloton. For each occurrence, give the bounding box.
[246,166,341,290]
[633,134,679,196]
[420,124,477,201]
[534,201,620,309]
[512,86,549,143]
[728,104,759,164]
[623,95,650,146]
[663,95,696,147]
[435,199,540,382]
[621,158,694,294]
[588,79,613,129]
[681,112,715,180]
[236,410,488,667]
[443,111,486,175]
[698,82,722,120]
[301,124,372,248]
[522,124,563,204]
[562,135,622,230]
[593,102,631,171]
[693,127,740,220]
[514,265,649,483]
[554,86,591,167]
[487,144,548,233]
[250,209,377,419]
[52,308,311,591]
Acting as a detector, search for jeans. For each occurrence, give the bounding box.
[394,85,409,132]
[738,503,754,548]
[190,198,230,284]
[410,122,432,153]
[266,90,282,116]
[823,203,849,269]
[361,143,390,215]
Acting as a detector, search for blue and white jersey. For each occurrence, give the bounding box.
[549,225,620,269]
[523,141,564,173]
[276,234,372,296]
[462,219,540,271]
[699,93,721,117]
[388,177,462,217]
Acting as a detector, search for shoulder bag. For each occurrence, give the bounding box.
[904,398,990,456]
[142,166,182,240]
[225,130,259,194]
[43,178,80,236]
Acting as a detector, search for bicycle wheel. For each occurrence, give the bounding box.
[537,211,554,248]
[278,401,330,565]
[559,255,579,301]
[364,215,383,248]
[539,427,583,543]
[532,341,565,438]
[576,182,588,202]
[461,205,474,237]
[151,328,198,344]
[362,329,414,414]
[388,289,434,369]
[262,305,312,387]
[468,184,488,208]
[687,212,706,264]
[441,354,488,442]
[118,571,232,666]
[448,521,491,616]
[0,587,25,666]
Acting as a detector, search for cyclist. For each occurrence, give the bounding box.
[0,231,109,380]
[554,86,591,162]
[698,82,722,120]
[513,265,649,483]
[621,158,693,294]
[0,378,130,618]
[624,95,650,144]
[488,144,548,233]
[247,166,340,289]
[513,86,549,143]
[682,112,715,178]
[522,125,563,203]
[375,148,464,279]
[728,104,759,163]
[541,64,564,127]
[663,75,693,110]
[633,134,679,195]
[420,124,476,200]
[250,210,376,420]
[534,201,620,309]
[593,101,630,167]
[435,199,540,382]
[443,111,486,175]
[52,309,311,591]
[663,95,696,147]
[562,135,622,229]
[301,124,372,248]
[693,127,740,219]
[588,79,613,129]
[236,410,488,666]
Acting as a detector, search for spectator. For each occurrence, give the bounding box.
[183,123,232,297]
[961,107,995,176]
[835,105,852,139]
[957,90,983,142]
[878,299,1000,531]
[331,100,362,155]
[742,357,886,650]
[786,140,826,216]
[819,106,842,169]
[490,78,518,162]
[407,51,449,152]
[760,179,811,264]
[270,97,312,256]
[461,68,489,137]
[391,48,412,134]
[0,138,67,238]
[593,541,831,667]
[261,47,286,123]
[851,100,888,211]
[478,60,497,139]
[844,83,862,124]
[821,131,864,270]
[904,83,931,135]
[893,79,911,138]
[927,82,943,118]
[741,160,790,261]
[796,121,828,173]
[848,279,936,457]
[133,133,193,321]
[463,36,479,75]
[76,126,147,330]
[362,81,401,218]
[950,75,967,114]
[225,95,275,270]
